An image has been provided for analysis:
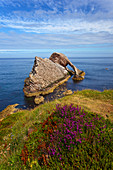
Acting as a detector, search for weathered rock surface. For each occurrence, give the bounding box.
[49,52,85,80]
[23,56,70,98]
[49,52,79,75]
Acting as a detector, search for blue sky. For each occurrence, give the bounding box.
[0,0,113,56]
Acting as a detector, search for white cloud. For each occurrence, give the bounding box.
[0,0,113,34]
[0,0,113,50]
[0,31,113,50]
[0,16,113,34]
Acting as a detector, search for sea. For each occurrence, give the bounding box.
[0,52,113,112]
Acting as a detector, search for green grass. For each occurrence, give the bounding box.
[75,89,113,103]
[0,89,113,169]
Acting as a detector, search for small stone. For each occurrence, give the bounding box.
[63,90,73,96]
[34,96,44,104]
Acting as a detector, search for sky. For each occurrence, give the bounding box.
[0,0,113,57]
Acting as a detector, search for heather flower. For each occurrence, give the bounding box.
[39,104,113,169]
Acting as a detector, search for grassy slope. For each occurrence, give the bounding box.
[0,89,113,168]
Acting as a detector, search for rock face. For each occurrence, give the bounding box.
[49,52,79,75]
[23,56,70,99]
[49,52,85,80]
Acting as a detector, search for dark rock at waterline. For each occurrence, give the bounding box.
[72,71,85,81]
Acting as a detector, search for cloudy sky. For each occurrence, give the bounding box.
[0,0,113,56]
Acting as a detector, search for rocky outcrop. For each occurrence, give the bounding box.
[23,56,70,102]
[23,53,85,104]
[0,104,19,121]
[49,52,79,75]
[49,52,85,80]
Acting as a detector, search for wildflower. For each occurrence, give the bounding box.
[59,147,61,151]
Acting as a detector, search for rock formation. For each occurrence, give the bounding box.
[49,52,85,80]
[49,52,79,75]
[23,53,85,104]
[23,56,70,101]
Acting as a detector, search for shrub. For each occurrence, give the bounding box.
[47,104,113,169]
[9,104,113,169]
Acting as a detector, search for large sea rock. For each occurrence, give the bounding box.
[23,56,70,99]
[23,53,85,104]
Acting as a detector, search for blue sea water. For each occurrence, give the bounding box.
[0,55,113,112]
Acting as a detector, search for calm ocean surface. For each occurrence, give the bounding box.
[0,55,113,112]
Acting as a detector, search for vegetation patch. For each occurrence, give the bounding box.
[0,89,113,169]
[1,104,112,169]
[75,89,113,104]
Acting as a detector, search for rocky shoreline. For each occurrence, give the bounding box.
[0,104,19,122]
[0,52,85,119]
